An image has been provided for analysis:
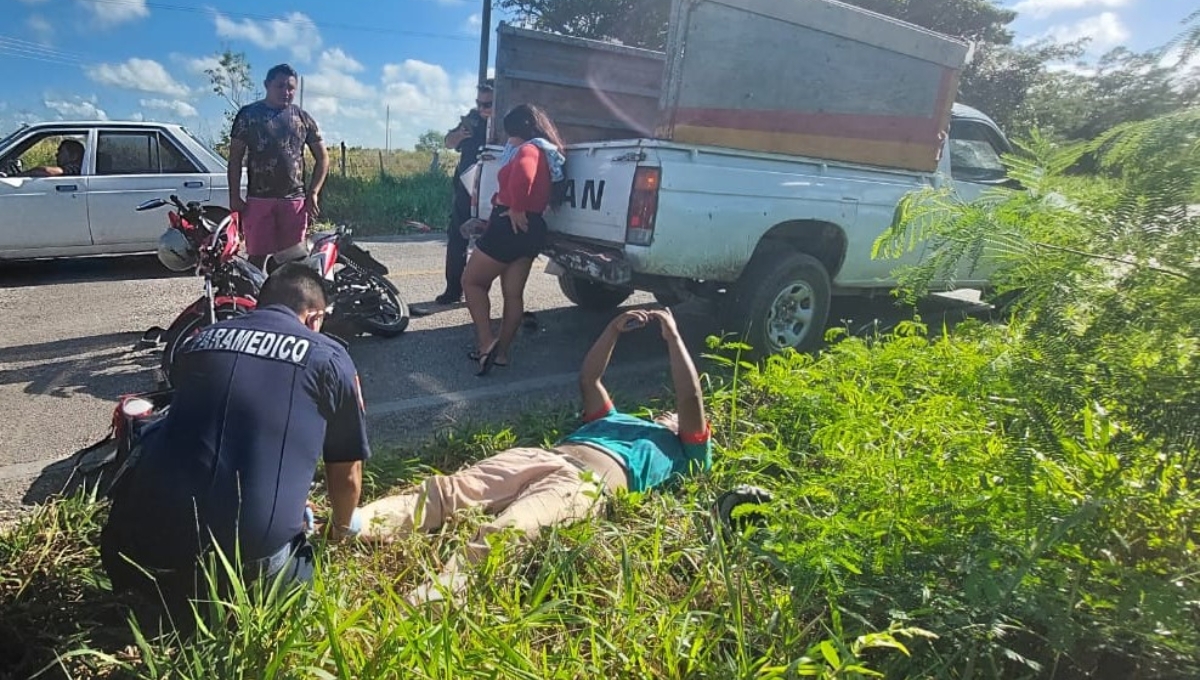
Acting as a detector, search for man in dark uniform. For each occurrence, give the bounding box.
[433,79,494,305]
[100,263,369,620]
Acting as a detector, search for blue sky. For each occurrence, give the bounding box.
[0,0,1195,148]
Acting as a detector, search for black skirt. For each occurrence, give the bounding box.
[475,205,547,264]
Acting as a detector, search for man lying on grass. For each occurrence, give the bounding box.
[356,308,712,603]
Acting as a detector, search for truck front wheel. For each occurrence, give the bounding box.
[558,275,633,311]
[727,251,832,356]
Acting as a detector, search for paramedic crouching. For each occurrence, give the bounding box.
[100,263,370,622]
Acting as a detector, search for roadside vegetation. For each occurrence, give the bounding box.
[2,104,1197,678]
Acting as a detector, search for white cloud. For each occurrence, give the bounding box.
[213,11,322,63]
[318,48,364,74]
[1011,0,1131,19]
[178,54,222,78]
[129,111,145,122]
[1159,45,1200,84]
[77,0,149,27]
[300,48,375,120]
[1041,12,1130,50]
[44,95,108,120]
[1045,61,1099,77]
[376,60,478,148]
[26,15,53,44]
[464,13,482,32]
[85,58,190,97]
[140,98,199,118]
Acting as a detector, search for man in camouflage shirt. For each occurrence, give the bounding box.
[228,63,329,269]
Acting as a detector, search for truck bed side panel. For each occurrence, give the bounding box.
[492,25,665,145]
[658,0,967,172]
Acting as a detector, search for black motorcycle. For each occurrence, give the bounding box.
[305,224,409,338]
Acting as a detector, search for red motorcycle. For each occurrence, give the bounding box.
[138,198,408,385]
[135,195,264,385]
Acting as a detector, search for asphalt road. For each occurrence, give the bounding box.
[0,235,991,522]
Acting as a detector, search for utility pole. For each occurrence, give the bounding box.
[385,104,391,153]
[477,0,491,86]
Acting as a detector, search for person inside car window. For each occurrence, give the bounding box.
[21,139,85,177]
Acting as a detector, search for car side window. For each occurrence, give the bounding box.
[948,121,1007,183]
[0,132,88,176]
[158,133,201,174]
[96,131,200,175]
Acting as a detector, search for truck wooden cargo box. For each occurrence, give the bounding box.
[492,0,969,172]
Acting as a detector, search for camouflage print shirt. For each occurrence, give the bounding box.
[231,101,321,199]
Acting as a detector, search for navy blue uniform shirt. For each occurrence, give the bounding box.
[111,305,370,565]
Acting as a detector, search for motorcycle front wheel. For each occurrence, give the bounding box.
[159,303,248,385]
[355,272,409,338]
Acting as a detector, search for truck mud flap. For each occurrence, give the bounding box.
[544,241,631,286]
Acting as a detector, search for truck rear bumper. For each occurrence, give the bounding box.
[544,237,631,286]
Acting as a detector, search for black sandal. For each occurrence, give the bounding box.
[468,349,508,366]
[476,341,500,376]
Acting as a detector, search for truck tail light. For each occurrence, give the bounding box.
[625,167,660,246]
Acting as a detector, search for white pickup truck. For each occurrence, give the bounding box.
[0,120,231,260]
[479,0,1011,355]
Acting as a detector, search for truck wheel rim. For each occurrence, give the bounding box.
[766,281,815,350]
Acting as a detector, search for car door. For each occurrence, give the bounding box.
[86,129,212,247]
[946,119,1012,285]
[0,129,92,253]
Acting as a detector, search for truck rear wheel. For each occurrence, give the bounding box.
[558,275,633,311]
[727,251,831,357]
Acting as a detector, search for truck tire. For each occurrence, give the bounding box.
[727,251,832,356]
[558,275,632,311]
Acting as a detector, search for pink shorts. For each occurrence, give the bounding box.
[241,197,308,256]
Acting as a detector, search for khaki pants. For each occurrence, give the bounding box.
[358,447,606,581]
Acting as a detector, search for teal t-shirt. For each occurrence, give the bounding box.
[560,409,712,492]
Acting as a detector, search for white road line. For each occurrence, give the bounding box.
[366,358,665,416]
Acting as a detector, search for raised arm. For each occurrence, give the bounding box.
[649,310,706,437]
[579,310,649,419]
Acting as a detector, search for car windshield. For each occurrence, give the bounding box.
[0,123,31,151]
[179,127,227,169]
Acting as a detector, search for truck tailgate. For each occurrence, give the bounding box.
[477,142,641,246]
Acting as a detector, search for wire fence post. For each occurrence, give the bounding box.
[340,141,347,177]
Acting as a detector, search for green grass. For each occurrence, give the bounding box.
[2,319,1196,679]
[319,147,458,236]
[321,171,454,237]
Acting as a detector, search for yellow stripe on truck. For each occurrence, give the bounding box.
[672,125,940,173]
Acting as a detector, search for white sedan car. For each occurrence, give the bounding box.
[0,121,231,260]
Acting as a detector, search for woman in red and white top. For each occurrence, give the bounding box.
[464,103,566,375]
